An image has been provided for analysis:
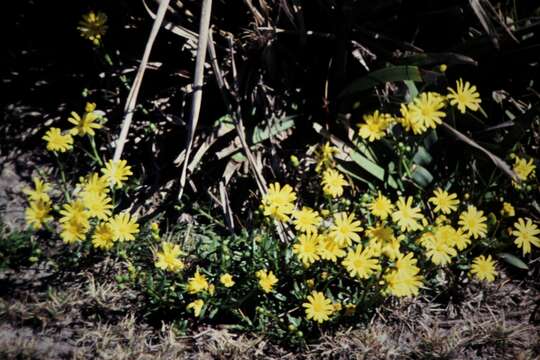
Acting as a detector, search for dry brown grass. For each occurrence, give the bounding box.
[1,260,538,359]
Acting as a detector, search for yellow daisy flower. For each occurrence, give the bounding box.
[398,103,427,134]
[321,168,348,198]
[78,11,108,45]
[101,159,133,189]
[155,242,185,272]
[220,274,235,287]
[409,92,446,129]
[292,207,322,234]
[186,299,204,317]
[384,253,422,297]
[187,271,210,294]
[60,217,89,244]
[512,156,536,181]
[256,269,278,293]
[447,79,481,113]
[512,218,540,255]
[329,212,363,247]
[91,223,115,250]
[80,173,109,195]
[83,192,113,220]
[292,232,321,266]
[357,110,393,142]
[109,212,139,242]
[68,103,103,136]
[25,199,53,230]
[317,235,347,262]
[500,202,515,217]
[42,127,73,152]
[261,183,296,222]
[458,205,487,239]
[303,291,334,323]
[428,188,459,214]
[23,177,51,203]
[315,142,339,172]
[342,245,380,279]
[59,199,89,224]
[369,191,394,220]
[391,196,424,232]
[470,255,497,282]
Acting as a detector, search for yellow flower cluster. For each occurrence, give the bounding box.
[42,102,105,153]
[357,79,481,141]
[24,162,137,250]
[259,174,509,324]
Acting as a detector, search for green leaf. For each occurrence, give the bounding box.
[251,116,296,144]
[339,65,423,98]
[398,52,477,66]
[497,252,529,270]
[411,165,433,187]
[412,146,433,166]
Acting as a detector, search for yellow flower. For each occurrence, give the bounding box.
[470,255,497,282]
[187,271,210,294]
[512,218,540,255]
[23,177,51,203]
[91,223,115,250]
[317,235,347,262]
[60,217,89,244]
[452,227,471,251]
[409,92,446,129]
[220,273,235,287]
[256,269,278,293]
[342,245,380,279]
[315,142,339,172]
[303,291,334,323]
[83,192,113,220]
[329,212,363,247]
[78,11,108,45]
[501,202,515,217]
[101,159,133,189]
[186,299,204,317]
[292,207,322,234]
[369,191,394,220]
[357,110,393,142]
[512,157,536,181]
[398,103,427,134]
[321,169,348,198]
[25,199,52,230]
[458,205,487,239]
[428,188,459,214]
[155,242,184,272]
[80,173,109,195]
[421,229,457,266]
[292,232,321,266]
[447,79,481,113]
[59,200,89,224]
[366,224,401,260]
[42,127,73,152]
[68,103,103,136]
[261,183,296,222]
[109,212,139,242]
[385,253,422,297]
[391,196,424,232]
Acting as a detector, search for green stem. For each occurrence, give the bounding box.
[54,153,71,201]
[88,136,104,166]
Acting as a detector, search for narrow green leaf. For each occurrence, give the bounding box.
[339,65,422,98]
[497,252,529,270]
[251,116,296,144]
